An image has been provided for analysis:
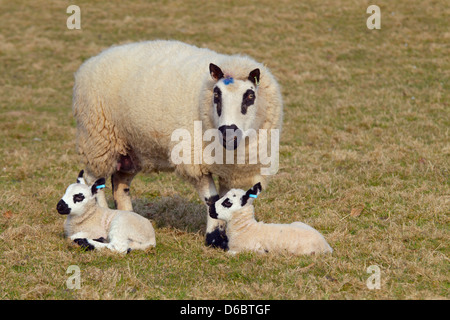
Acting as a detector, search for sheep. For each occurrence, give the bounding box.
[56,170,156,253]
[207,183,333,255]
[72,40,283,250]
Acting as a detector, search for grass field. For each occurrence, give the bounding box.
[0,0,448,299]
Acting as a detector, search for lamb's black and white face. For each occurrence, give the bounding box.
[56,170,105,216]
[57,183,91,216]
[210,63,261,150]
[208,182,262,222]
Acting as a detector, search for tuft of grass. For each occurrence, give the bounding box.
[0,0,448,299]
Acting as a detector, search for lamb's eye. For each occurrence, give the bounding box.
[222,198,233,208]
[214,92,219,98]
[73,193,85,203]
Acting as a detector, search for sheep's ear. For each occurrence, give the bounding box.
[241,182,262,206]
[77,170,86,184]
[248,68,260,86]
[210,63,224,81]
[91,178,106,195]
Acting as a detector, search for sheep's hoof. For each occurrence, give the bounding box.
[74,238,95,251]
[93,237,107,243]
[205,228,229,251]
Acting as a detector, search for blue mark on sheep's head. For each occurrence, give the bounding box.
[223,77,234,85]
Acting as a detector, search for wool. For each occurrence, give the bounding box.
[57,172,156,253]
[72,40,283,248]
[73,40,282,182]
[208,185,333,255]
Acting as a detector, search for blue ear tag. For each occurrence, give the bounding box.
[223,77,234,85]
[96,184,106,189]
[249,194,257,199]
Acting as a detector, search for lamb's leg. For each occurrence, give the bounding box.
[70,233,108,251]
[112,155,138,211]
[195,174,228,250]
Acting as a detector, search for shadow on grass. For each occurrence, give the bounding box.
[133,195,207,235]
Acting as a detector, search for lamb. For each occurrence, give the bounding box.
[56,170,156,253]
[207,183,333,255]
[72,40,283,250]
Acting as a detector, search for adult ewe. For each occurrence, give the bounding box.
[72,40,283,250]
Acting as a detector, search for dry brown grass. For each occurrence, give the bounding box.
[0,0,448,299]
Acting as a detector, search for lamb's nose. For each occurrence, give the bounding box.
[57,199,71,215]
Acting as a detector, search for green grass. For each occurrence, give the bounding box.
[0,0,449,299]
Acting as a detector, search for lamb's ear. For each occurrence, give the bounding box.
[241,182,262,206]
[248,68,260,86]
[76,170,86,184]
[91,178,106,195]
[210,63,224,81]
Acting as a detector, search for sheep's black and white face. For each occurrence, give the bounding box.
[56,170,105,216]
[210,63,261,150]
[208,182,262,222]
[209,188,247,222]
[57,183,91,216]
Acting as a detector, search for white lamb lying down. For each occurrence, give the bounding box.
[56,170,156,253]
[207,183,332,255]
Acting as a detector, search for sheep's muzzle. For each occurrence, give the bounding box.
[57,199,71,215]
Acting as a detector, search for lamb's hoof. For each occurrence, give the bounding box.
[205,228,229,250]
[74,238,95,251]
[93,237,107,243]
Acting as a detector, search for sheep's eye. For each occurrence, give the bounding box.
[73,193,85,203]
[222,198,233,208]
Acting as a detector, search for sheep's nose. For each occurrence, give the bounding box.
[218,124,238,139]
[57,199,71,215]
[218,124,241,150]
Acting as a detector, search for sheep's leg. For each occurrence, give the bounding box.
[111,171,136,211]
[70,234,108,251]
[106,240,130,253]
[128,239,156,251]
[196,174,228,250]
[218,177,230,197]
[83,170,109,208]
[112,155,138,211]
[82,238,128,253]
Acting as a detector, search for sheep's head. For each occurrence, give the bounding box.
[56,170,105,216]
[207,182,262,221]
[209,63,261,150]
